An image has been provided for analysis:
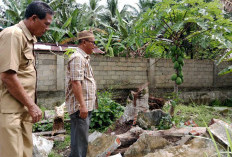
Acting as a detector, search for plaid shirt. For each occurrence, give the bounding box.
[65,47,96,115]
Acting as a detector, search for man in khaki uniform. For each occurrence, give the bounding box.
[65,30,99,157]
[0,2,53,157]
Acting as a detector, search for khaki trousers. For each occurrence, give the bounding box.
[0,112,33,157]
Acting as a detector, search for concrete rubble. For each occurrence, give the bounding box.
[209,118,232,147]
[88,131,103,143]
[86,123,232,157]
[124,133,168,157]
[136,109,169,129]
[32,134,54,157]
[87,133,121,157]
[144,137,218,157]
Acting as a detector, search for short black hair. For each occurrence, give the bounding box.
[25,1,54,19]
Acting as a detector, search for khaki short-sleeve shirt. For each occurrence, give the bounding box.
[0,21,37,113]
[65,48,97,115]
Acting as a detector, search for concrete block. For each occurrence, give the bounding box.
[99,62,108,66]
[209,119,232,147]
[107,62,116,66]
[103,66,112,70]
[108,71,115,75]
[90,62,99,66]
[112,75,119,79]
[104,75,112,80]
[99,80,106,84]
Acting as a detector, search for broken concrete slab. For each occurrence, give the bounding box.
[116,126,144,147]
[144,137,218,157]
[136,109,169,129]
[175,135,192,145]
[124,133,168,157]
[32,134,54,157]
[88,131,103,143]
[87,134,121,157]
[209,119,232,147]
[143,127,207,137]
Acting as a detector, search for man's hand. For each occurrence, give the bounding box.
[79,105,88,119]
[28,104,42,123]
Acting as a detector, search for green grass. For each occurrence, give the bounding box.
[163,104,232,127]
[54,135,71,150]
[48,135,71,157]
[48,151,62,157]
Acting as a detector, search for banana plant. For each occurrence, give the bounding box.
[1,0,33,26]
[96,32,114,56]
[84,0,105,27]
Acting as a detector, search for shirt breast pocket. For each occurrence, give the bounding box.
[22,51,34,67]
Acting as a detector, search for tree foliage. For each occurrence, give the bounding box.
[134,0,232,59]
[1,0,232,66]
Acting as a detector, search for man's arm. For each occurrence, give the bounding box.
[71,80,88,119]
[1,70,42,123]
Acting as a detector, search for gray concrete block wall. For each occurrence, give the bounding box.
[148,59,215,89]
[182,59,214,88]
[90,55,149,89]
[34,48,232,108]
[35,52,231,91]
[36,52,57,91]
[214,61,232,87]
[149,59,175,88]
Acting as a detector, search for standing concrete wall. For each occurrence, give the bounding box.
[34,44,232,108]
[148,58,232,104]
[91,55,148,89]
[148,59,215,88]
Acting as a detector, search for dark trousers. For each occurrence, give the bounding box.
[69,111,92,157]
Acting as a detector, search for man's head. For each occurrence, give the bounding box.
[78,30,96,54]
[24,1,53,37]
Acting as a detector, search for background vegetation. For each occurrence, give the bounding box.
[1,0,231,90]
[0,0,231,58]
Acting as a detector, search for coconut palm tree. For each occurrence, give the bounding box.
[137,0,158,13]
[84,0,105,27]
[1,0,32,26]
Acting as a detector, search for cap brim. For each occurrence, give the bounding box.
[93,47,105,54]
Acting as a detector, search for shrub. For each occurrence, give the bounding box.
[223,98,232,107]
[90,91,124,132]
[210,99,222,107]
[33,120,53,132]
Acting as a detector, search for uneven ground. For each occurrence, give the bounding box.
[48,104,232,157]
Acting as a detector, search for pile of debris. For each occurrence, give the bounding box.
[33,83,232,157]
[33,103,67,157]
[86,83,232,157]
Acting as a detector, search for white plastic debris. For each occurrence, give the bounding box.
[109,153,122,157]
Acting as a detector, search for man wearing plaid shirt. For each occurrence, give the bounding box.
[65,30,98,157]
